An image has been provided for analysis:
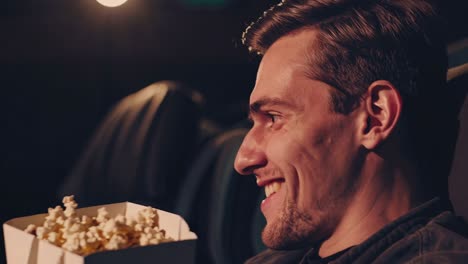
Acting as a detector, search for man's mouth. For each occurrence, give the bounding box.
[260,179,285,219]
[265,181,284,198]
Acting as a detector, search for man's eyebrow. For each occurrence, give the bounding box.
[249,97,296,114]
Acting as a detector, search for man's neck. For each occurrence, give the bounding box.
[318,154,423,258]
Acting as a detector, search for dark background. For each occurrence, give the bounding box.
[1,0,467,262]
[1,0,271,219]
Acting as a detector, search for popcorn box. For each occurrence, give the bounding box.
[3,202,197,264]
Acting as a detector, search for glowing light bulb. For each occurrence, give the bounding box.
[96,0,128,7]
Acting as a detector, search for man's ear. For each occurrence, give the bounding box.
[359,80,402,150]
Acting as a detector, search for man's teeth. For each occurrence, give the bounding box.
[265,181,283,198]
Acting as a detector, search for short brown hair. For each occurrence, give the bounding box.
[242,0,447,114]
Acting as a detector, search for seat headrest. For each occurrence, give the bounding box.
[59,80,203,209]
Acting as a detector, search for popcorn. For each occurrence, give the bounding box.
[47,232,61,245]
[115,214,126,224]
[62,233,80,252]
[139,207,159,227]
[96,207,109,224]
[138,226,170,246]
[46,206,64,221]
[24,224,36,234]
[81,215,93,227]
[24,196,172,255]
[35,226,48,240]
[105,234,128,250]
[63,195,78,218]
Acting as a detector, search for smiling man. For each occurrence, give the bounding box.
[234,0,468,263]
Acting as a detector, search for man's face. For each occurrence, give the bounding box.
[234,29,363,249]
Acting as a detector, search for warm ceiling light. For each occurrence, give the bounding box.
[96,0,128,7]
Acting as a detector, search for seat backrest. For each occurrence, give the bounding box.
[58,81,203,210]
[448,63,468,221]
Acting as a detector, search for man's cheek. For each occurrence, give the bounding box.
[266,135,292,158]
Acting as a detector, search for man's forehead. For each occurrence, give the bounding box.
[249,64,313,110]
[249,78,296,106]
[252,30,319,92]
[248,29,324,113]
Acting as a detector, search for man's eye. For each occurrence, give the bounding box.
[269,114,276,123]
[267,113,278,123]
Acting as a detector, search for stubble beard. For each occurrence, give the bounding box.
[261,199,326,250]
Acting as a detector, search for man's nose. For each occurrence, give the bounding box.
[234,134,267,175]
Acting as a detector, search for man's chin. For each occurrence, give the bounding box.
[262,231,311,250]
[261,222,311,250]
[261,210,324,250]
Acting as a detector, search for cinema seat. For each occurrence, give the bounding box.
[58,81,203,211]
